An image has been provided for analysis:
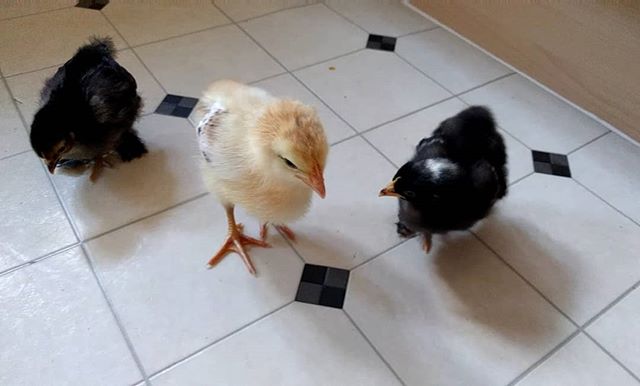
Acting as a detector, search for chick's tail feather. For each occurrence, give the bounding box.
[87,36,116,57]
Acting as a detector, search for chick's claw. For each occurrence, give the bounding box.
[208,223,271,276]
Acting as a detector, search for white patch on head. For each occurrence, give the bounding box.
[424,158,458,180]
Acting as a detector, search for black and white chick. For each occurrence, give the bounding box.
[30,37,146,181]
[379,106,507,253]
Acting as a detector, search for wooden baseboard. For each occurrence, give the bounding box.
[410,0,640,144]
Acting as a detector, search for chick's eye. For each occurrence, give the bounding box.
[281,157,298,169]
[405,191,416,198]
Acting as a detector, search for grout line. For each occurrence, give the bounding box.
[571,179,640,228]
[274,228,308,265]
[582,331,640,382]
[322,1,369,34]
[582,279,640,330]
[129,22,232,50]
[454,71,516,97]
[0,242,80,277]
[506,330,581,386]
[80,244,151,385]
[397,25,441,38]
[567,131,611,155]
[343,309,407,386]
[0,5,74,22]
[98,11,168,97]
[0,149,31,161]
[3,44,132,79]
[0,73,82,243]
[507,172,535,187]
[350,238,409,272]
[83,192,210,243]
[470,232,579,326]
[148,300,295,380]
[289,47,366,72]
[234,1,319,23]
[246,70,289,86]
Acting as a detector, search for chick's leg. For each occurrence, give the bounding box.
[89,155,113,182]
[422,232,433,254]
[275,225,296,242]
[208,205,270,275]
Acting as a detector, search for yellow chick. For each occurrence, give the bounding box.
[196,80,328,276]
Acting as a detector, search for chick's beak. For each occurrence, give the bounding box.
[379,178,402,198]
[46,158,59,174]
[303,166,326,199]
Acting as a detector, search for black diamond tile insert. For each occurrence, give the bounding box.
[76,0,109,10]
[366,34,397,52]
[532,150,571,177]
[155,94,199,118]
[295,264,350,309]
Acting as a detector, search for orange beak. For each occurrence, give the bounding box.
[302,166,326,199]
[379,178,401,198]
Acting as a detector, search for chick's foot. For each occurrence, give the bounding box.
[208,223,270,275]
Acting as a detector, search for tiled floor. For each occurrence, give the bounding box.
[1,1,639,385]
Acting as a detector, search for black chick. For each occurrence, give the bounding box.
[379,106,507,252]
[30,37,146,181]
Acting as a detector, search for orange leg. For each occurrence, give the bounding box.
[275,225,296,242]
[208,205,270,275]
[89,155,113,182]
[260,223,296,242]
[422,232,433,254]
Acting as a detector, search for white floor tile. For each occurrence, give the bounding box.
[252,74,356,144]
[0,0,75,20]
[5,66,56,124]
[570,132,640,224]
[0,8,126,76]
[475,174,640,324]
[346,234,575,386]
[461,75,608,154]
[325,0,434,37]
[397,28,511,94]
[214,0,316,22]
[115,50,167,115]
[295,49,451,132]
[588,287,640,377]
[52,114,205,239]
[0,247,141,385]
[288,137,400,269]
[0,82,28,158]
[242,4,366,70]
[517,334,636,386]
[0,152,76,272]
[86,195,303,374]
[104,0,229,46]
[364,98,467,166]
[135,25,283,97]
[151,303,400,386]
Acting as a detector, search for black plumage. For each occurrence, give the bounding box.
[30,37,146,181]
[379,106,507,252]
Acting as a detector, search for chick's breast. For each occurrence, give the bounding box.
[196,81,314,224]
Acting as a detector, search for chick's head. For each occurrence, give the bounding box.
[379,158,461,205]
[258,100,328,198]
[30,103,76,174]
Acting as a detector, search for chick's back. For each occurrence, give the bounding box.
[32,37,143,159]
